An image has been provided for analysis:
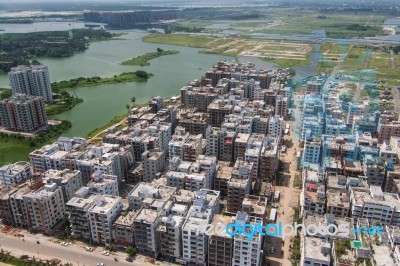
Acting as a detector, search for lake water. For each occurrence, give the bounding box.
[0,22,313,138]
[0,30,237,137]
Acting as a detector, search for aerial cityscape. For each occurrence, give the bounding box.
[0,0,400,265]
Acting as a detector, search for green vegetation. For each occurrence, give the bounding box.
[143,34,213,48]
[0,121,72,166]
[0,248,70,266]
[263,57,311,68]
[0,88,11,99]
[121,48,180,66]
[249,12,385,38]
[87,114,126,139]
[51,71,153,91]
[290,235,301,263]
[126,247,137,257]
[335,240,351,257]
[46,91,83,116]
[0,29,116,72]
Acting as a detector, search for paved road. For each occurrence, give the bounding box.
[0,232,158,266]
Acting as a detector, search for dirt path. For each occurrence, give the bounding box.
[265,110,301,266]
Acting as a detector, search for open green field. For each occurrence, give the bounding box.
[144,34,313,68]
[143,34,213,48]
[237,11,385,38]
[0,142,35,166]
[121,50,179,66]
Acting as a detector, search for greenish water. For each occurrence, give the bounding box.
[0,31,237,137]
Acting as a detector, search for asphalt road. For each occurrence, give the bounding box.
[0,233,157,266]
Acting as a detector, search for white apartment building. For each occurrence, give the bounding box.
[141,149,166,182]
[268,115,283,138]
[303,140,321,164]
[128,182,176,210]
[300,236,331,266]
[9,65,53,102]
[0,161,31,187]
[157,215,184,259]
[232,212,262,266]
[87,171,119,196]
[244,134,265,179]
[43,169,83,202]
[88,195,122,245]
[182,216,209,265]
[205,126,220,158]
[134,208,161,258]
[168,126,189,159]
[350,186,400,226]
[66,187,96,241]
[24,183,66,233]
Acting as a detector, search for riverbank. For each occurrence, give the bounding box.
[121,49,180,66]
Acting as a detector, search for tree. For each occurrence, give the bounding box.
[135,70,149,79]
[126,246,136,256]
[131,96,136,104]
[157,47,163,53]
[125,104,130,112]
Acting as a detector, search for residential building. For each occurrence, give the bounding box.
[178,112,209,137]
[88,195,122,245]
[142,149,166,182]
[0,94,48,133]
[268,115,283,137]
[300,237,331,266]
[134,208,160,257]
[326,190,350,217]
[43,169,83,202]
[208,214,233,266]
[0,161,31,187]
[232,212,263,266]
[112,210,137,248]
[8,65,53,102]
[24,183,66,233]
[87,171,119,196]
[208,100,233,127]
[157,215,185,260]
[259,135,279,182]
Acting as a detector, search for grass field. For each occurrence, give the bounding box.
[245,12,385,38]
[143,34,213,48]
[144,34,313,68]
[121,50,179,66]
[0,142,35,166]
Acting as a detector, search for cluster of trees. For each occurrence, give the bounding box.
[345,23,372,31]
[0,121,72,148]
[0,29,113,72]
[0,248,72,266]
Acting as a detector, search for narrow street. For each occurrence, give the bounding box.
[265,96,302,266]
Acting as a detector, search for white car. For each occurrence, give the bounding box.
[101,251,109,256]
[97,263,106,266]
[85,246,94,252]
[60,242,69,247]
